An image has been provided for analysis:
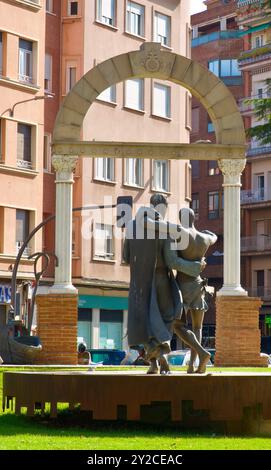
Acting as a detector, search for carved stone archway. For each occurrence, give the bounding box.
[40,43,266,367]
[51,42,247,298]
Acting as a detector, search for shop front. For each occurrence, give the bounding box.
[78,295,128,351]
[0,283,11,327]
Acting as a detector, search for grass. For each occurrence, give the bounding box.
[0,366,271,450]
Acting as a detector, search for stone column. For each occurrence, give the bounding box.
[50,155,78,294]
[217,159,247,297]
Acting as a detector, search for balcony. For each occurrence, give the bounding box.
[238,43,271,68]
[237,0,270,26]
[248,287,271,300]
[241,235,271,253]
[240,188,268,204]
[247,143,271,157]
[16,241,31,257]
[192,30,240,48]
[17,159,32,170]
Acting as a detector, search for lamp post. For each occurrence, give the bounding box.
[0,94,53,118]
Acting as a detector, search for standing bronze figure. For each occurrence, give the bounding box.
[123,195,210,375]
[173,207,217,373]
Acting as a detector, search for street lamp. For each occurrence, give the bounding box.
[0,94,53,118]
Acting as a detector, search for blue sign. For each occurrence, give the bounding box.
[0,285,11,304]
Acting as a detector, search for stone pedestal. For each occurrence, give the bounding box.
[215,296,268,367]
[35,294,78,365]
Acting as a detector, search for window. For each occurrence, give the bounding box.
[68,0,78,16]
[256,270,265,297]
[97,85,116,103]
[125,79,144,111]
[0,32,3,76]
[43,134,51,172]
[191,193,199,219]
[66,65,76,92]
[192,108,200,134]
[95,158,114,182]
[153,160,169,192]
[152,83,171,118]
[185,91,192,129]
[125,158,143,186]
[97,0,115,26]
[78,309,92,349]
[154,12,171,47]
[208,60,219,76]
[46,0,53,13]
[257,174,265,200]
[255,35,264,48]
[257,88,263,98]
[19,39,33,84]
[208,191,220,219]
[45,54,52,92]
[94,223,114,260]
[208,120,215,133]
[185,162,191,200]
[100,310,123,350]
[191,160,199,179]
[220,59,240,77]
[209,59,241,77]
[208,161,220,176]
[16,210,30,255]
[126,1,145,37]
[17,124,32,169]
[0,119,3,162]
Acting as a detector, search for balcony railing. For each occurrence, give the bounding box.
[238,43,271,66]
[247,143,271,156]
[241,188,268,204]
[17,159,32,170]
[237,0,265,6]
[241,235,271,252]
[248,287,271,300]
[16,241,31,257]
[192,30,240,48]
[239,93,271,113]
[18,74,34,85]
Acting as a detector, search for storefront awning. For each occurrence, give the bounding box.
[78,295,128,310]
[239,23,271,36]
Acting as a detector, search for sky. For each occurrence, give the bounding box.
[190,0,207,15]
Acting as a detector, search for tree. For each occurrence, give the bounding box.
[245,79,271,145]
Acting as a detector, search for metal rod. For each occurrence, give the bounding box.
[10,204,117,318]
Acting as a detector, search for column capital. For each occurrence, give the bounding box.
[218,158,246,186]
[52,155,78,173]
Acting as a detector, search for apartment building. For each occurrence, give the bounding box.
[0,0,45,328]
[236,0,271,349]
[51,0,191,351]
[191,0,245,345]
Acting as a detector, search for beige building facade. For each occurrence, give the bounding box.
[0,0,45,328]
[58,0,192,350]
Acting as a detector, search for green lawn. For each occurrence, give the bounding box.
[1,367,271,450]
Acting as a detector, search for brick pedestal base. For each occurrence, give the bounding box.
[35,294,78,365]
[215,296,268,367]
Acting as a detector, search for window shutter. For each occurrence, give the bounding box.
[96,158,104,179]
[153,83,169,117]
[102,0,114,20]
[125,79,143,110]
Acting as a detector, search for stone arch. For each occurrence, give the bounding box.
[53,42,245,146]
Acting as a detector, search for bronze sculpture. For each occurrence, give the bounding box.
[123,194,211,375]
[172,207,217,373]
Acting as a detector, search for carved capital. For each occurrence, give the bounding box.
[52,155,78,173]
[218,159,246,185]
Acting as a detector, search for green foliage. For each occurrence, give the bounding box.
[246,79,271,145]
